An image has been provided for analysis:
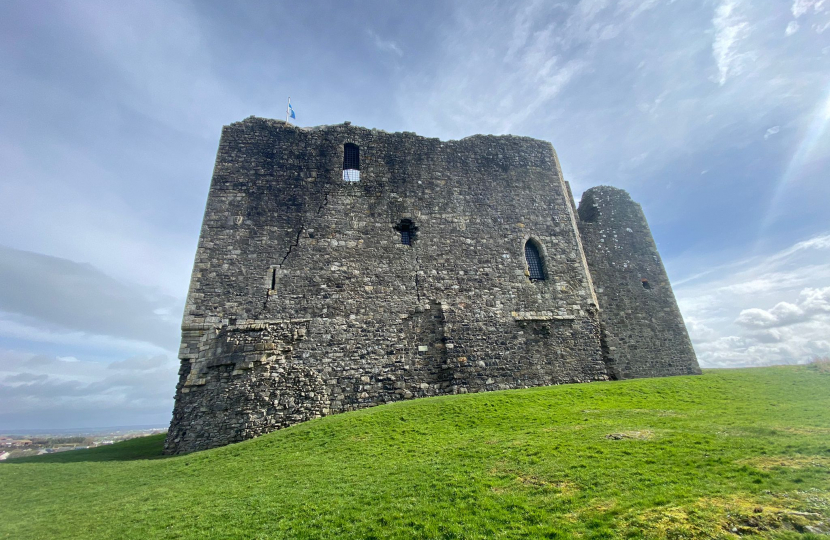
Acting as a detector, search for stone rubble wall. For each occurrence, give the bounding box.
[164,321,329,454]
[576,186,701,379]
[164,118,696,455]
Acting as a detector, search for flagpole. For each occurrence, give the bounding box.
[286,97,291,123]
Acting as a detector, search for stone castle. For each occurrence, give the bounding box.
[164,117,700,454]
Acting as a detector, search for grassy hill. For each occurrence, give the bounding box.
[2,365,829,539]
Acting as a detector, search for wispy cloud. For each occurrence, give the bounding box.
[397,0,661,137]
[792,0,825,18]
[711,0,755,85]
[786,20,800,35]
[368,30,403,57]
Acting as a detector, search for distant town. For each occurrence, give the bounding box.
[0,426,167,460]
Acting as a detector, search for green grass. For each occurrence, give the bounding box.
[2,366,829,539]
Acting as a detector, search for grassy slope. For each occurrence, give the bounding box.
[1,366,829,540]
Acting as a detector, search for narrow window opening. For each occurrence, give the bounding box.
[343,143,360,182]
[525,241,545,281]
[270,268,276,290]
[641,279,651,290]
[394,219,417,245]
[578,194,599,223]
[580,204,599,222]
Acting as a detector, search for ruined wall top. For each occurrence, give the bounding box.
[182,116,594,328]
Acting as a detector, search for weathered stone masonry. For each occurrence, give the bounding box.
[577,187,701,380]
[164,117,700,454]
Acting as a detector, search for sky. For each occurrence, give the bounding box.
[1,0,828,430]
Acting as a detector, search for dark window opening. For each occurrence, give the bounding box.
[641,279,651,290]
[394,219,417,245]
[525,241,545,281]
[580,204,598,222]
[578,194,599,223]
[271,269,277,290]
[343,143,360,182]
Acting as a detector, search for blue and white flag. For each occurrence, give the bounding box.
[288,102,296,119]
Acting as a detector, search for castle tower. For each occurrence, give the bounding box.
[576,186,701,379]
[164,118,610,454]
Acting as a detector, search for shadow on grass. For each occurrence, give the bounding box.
[3,433,171,463]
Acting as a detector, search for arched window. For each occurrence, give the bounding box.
[343,143,360,182]
[525,241,545,281]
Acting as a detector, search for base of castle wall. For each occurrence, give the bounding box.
[163,314,609,455]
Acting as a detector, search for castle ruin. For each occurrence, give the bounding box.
[164,117,700,454]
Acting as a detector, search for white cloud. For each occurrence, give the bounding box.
[765,125,780,138]
[736,301,805,328]
[711,0,755,85]
[792,0,825,18]
[676,233,830,367]
[696,329,830,368]
[368,30,403,57]
[685,317,720,344]
[798,286,830,313]
[786,20,800,35]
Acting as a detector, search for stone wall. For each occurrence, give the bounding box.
[165,119,702,455]
[165,117,609,454]
[576,186,701,379]
[164,321,329,453]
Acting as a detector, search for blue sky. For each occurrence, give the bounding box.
[1,0,829,429]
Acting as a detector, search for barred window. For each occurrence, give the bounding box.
[395,219,416,245]
[343,143,360,182]
[525,241,545,281]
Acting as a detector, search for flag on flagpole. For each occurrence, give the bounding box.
[286,97,296,123]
